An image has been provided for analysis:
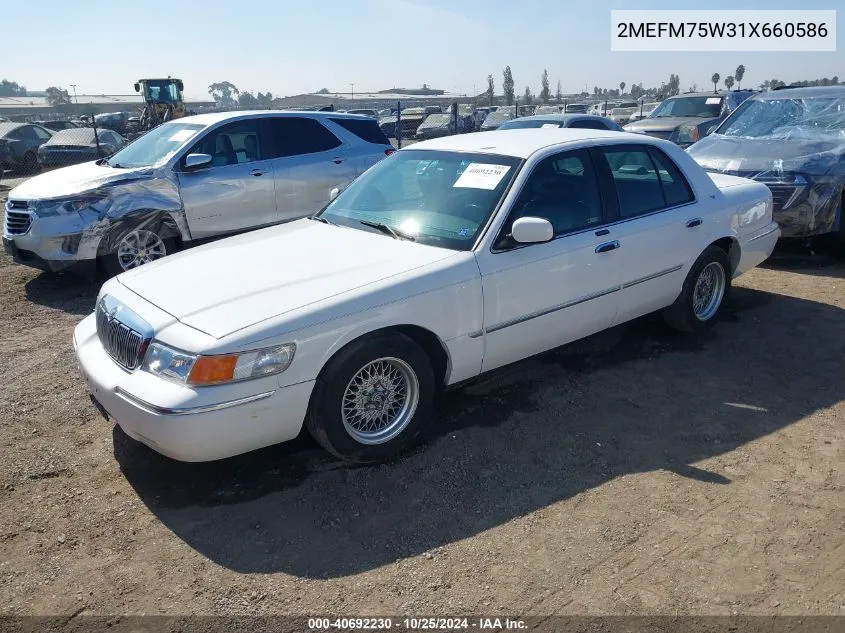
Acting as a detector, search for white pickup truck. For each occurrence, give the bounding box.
[74,129,779,463]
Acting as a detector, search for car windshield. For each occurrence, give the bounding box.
[717,96,845,141]
[319,149,521,250]
[104,121,204,168]
[484,110,515,124]
[650,96,723,118]
[419,114,451,128]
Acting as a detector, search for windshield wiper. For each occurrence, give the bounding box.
[308,215,337,226]
[359,220,416,241]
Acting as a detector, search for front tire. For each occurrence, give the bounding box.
[305,331,435,463]
[663,245,731,334]
[101,225,175,277]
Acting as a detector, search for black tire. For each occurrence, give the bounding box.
[663,245,732,334]
[305,331,435,463]
[100,223,177,278]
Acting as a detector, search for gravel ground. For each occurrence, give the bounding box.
[0,193,843,616]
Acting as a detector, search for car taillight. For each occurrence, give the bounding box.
[385,148,395,156]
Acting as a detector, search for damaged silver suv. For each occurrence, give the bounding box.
[2,110,393,275]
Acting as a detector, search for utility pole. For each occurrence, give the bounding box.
[350,83,354,106]
[70,84,78,104]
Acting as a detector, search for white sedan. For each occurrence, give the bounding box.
[73,129,780,463]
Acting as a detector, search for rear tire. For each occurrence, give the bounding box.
[305,331,435,463]
[663,245,731,334]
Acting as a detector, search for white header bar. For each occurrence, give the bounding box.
[611,10,836,52]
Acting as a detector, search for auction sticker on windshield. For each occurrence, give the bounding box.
[453,163,511,190]
[706,97,722,105]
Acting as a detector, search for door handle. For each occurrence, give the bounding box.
[595,240,620,254]
[686,218,703,228]
[250,169,265,177]
[332,158,344,164]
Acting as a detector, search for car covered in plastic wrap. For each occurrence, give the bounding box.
[688,86,845,242]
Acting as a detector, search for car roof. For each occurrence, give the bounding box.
[407,128,642,159]
[0,122,27,136]
[181,110,377,126]
[756,85,845,100]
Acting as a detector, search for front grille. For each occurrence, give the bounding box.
[96,303,146,370]
[7,200,28,210]
[4,208,32,235]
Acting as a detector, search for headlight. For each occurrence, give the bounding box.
[675,124,701,145]
[142,341,296,386]
[34,195,107,218]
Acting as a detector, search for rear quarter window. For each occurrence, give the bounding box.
[330,118,390,145]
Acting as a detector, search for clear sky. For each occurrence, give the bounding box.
[4,0,842,98]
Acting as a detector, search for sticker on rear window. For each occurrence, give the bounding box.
[169,129,197,142]
[453,163,511,190]
[705,97,722,105]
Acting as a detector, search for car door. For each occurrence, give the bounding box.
[265,117,357,221]
[475,148,622,373]
[592,144,700,325]
[177,118,277,238]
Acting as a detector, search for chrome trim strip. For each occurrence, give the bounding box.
[747,225,780,243]
[486,285,621,334]
[621,264,683,289]
[114,388,275,416]
[467,330,484,339]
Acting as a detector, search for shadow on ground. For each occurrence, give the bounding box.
[116,286,844,579]
[24,271,98,315]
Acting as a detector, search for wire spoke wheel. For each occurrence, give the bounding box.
[692,261,726,321]
[341,357,419,445]
[116,229,167,271]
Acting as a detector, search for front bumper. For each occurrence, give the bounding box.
[3,207,101,271]
[73,313,314,462]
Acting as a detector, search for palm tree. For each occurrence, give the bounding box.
[735,65,746,90]
[724,76,735,91]
[619,81,626,95]
[711,73,720,93]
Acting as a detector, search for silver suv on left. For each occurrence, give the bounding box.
[2,110,394,275]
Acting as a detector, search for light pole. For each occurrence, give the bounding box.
[70,84,78,104]
[349,83,354,106]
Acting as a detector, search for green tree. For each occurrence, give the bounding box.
[502,66,515,106]
[238,91,258,107]
[539,69,551,103]
[0,79,26,97]
[735,64,746,89]
[555,80,562,102]
[208,81,240,107]
[486,74,495,106]
[619,81,626,95]
[523,86,533,105]
[316,88,330,94]
[711,73,720,92]
[256,92,274,107]
[45,86,72,108]
[668,73,680,96]
[724,75,735,91]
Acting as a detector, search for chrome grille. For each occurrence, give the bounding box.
[765,185,796,212]
[4,208,32,235]
[7,200,28,210]
[643,130,673,140]
[96,302,146,370]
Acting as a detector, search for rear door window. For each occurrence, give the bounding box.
[648,148,694,207]
[601,147,664,218]
[329,117,390,145]
[267,117,342,157]
[569,119,612,130]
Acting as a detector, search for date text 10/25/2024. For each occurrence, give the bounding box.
[307,617,528,630]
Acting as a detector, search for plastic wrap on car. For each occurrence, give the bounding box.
[69,169,188,260]
[688,95,845,238]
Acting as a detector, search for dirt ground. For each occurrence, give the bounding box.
[0,227,843,617]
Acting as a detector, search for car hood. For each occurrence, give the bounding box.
[626,116,714,133]
[688,134,845,176]
[8,161,153,201]
[117,219,458,339]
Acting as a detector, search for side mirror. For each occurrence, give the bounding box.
[329,187,340,201]
[512,216,554,244]
[134,82,140,93]
[184,153,213,170]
